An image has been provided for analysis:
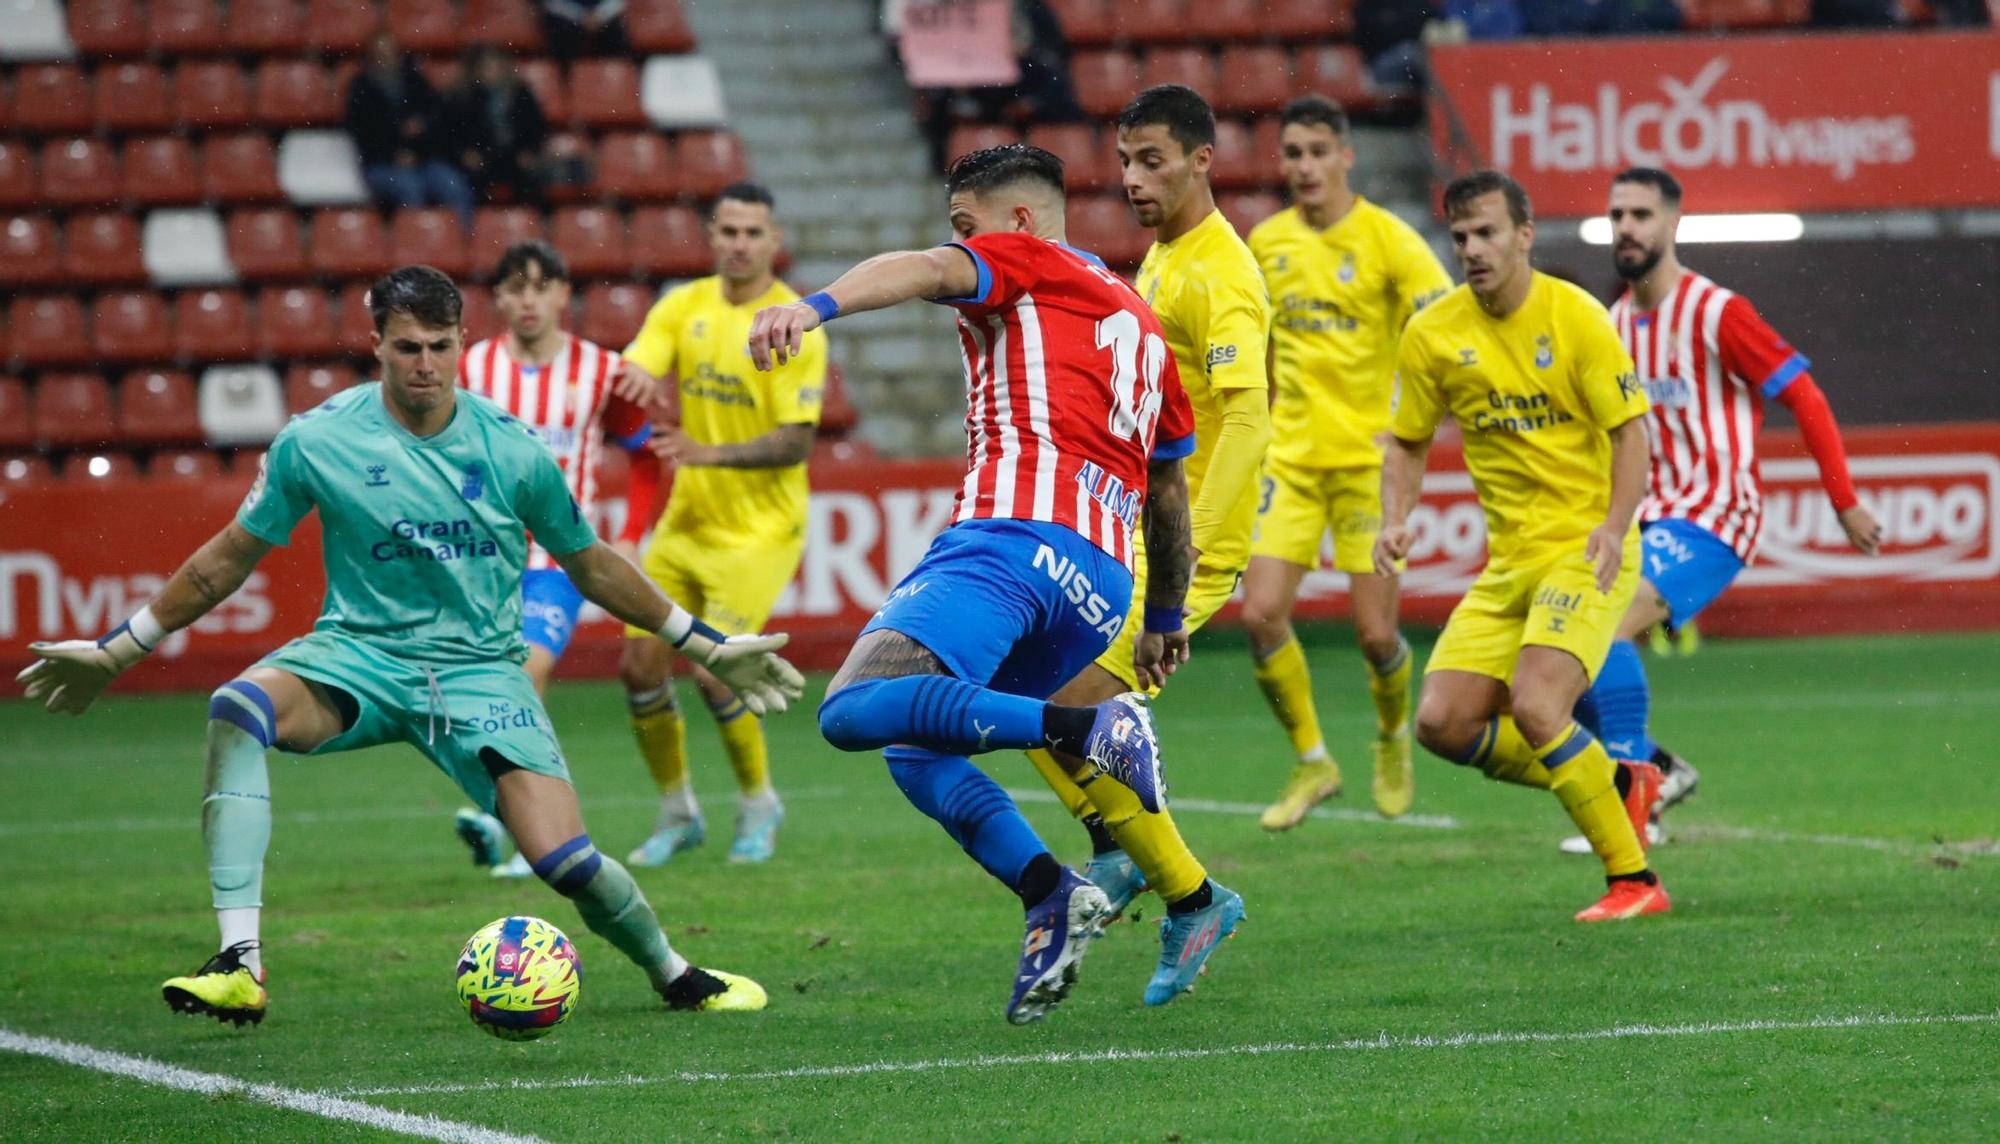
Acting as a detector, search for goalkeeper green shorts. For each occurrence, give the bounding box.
[257,631,570,813]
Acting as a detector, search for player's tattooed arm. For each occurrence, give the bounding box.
[152,522,273,632]
[825,630,948,697]
[655,423,814,469]
[1143,457,1194,610]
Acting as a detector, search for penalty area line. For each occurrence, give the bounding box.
[341,1010,1999,1097]
[0,1028,546,1144]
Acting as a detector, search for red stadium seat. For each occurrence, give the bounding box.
[0,377,32,450]
[390,208,471,278]
[63,213,146,285]
[0,215,62,288]
[91,291,173,364]
[256,286,339,358]
[1683,0,1811,28]
[39,138,119,208]
[8,296,92,366]
[66,452,142,481]
[253,60,340,128]
[306,0,381,53]
[569,59,646,128]
[595,131,680,201]
[1268,0,1353,40]
[0,142,37,210]
[228,209,309,281]
[227,0,309,54]
[552,206,631,278]
[310,208,394,278]
[581,283,654,351]
[14,65,95,135]
[117,368,203,445]
[459,284,501,343]
[175,62,254,131]
[818,362,859,438]
[677,132,747,199]
[227,447,266,475]
[1250,116,1284,170]
[149,0,227,55]
[1209,118,1262,190]
[630,205,709,277]
[1066,195,1148,266]
[1139,48,1217,97]
[33,372,115,447]
[465,0,543,49]
[518,59,569,124]
[175,288,256,361]
[1294,44,1377,110]
[1216,46,1293,115]
[67,0,149,58]
[151,448,227,479]
[96,63,177,133]
[202,133,285,203]
[333,283,375,355]
[946,124,1020,166]
[470,208,546,279]
[284,362,357,413]
[386,0,461,52]
[417,57,461,93]
[1071,50,1141,120]
[1044,0,1114,47]
[1110,0,1188,45]
[1219,190,1283,235]
[1200,0,1267,40]
[0,455,56,485]
[1026,123,1117,192]
[122,137,203,207]
[627,0,696,52]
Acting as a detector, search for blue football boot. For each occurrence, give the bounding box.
[1006,868,1112,1025]
[1143,883,1246,1007]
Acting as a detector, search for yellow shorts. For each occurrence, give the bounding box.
[621,532,804,639]
[1094,550,1241,693]
[1250,459,1383,575]
[1425,532,1641,685]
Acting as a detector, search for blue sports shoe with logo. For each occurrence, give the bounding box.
[1006,868,1112,1025]
[1144,883,1245,1006]
[1083,848,1149,920]
[1084,692,1165,813]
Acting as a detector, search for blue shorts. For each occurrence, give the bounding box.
[862,519,1133,701]
[520,568,586,658]
[1641,518,1745,629]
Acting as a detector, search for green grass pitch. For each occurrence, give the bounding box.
[3,628,1997,1140]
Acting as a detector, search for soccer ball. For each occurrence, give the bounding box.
[455,915,581,1040]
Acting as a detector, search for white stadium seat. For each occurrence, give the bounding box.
[641,55,728,130]
[0,0,77,60]
[143,209,237,287]
[198,363,288,445]
[276,130,369,207]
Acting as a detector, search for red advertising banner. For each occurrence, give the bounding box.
[4,423,1998,694]
[1428,32,2000,216]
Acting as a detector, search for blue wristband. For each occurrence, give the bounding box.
[1143,606,1185,634]
[802,291,841,323]
[672,615,728,649]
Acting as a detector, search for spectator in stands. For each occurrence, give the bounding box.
[345,32,476,227]
[1355,0,1440,96]
[1810,0,1899,24]
[442,47,551,207]
[540,0,632,59]
[913,0,1080,171]
[1520,0,1683,34]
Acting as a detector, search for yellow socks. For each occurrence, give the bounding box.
[1025,747,1208,905]
[1366,635,1413,735]
[1026,747,1096,819]
[1253,636,1328,762]
[1539,723,1646,877]
[706,691,770,796]
[629,685,688,795]
[1464,715,1551,789]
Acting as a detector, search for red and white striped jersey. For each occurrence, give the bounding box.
[1611,271,1811,562]
[939,232,1197,567]
[459,333,650,568]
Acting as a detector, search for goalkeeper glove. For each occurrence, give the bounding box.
[658,607,806,716]
[17,607,164,714]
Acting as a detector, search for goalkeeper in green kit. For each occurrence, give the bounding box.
[15,266,802,1024]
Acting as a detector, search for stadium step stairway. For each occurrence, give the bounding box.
[684,0,961,457]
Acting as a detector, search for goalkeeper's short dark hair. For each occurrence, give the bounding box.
[367,265,463,333]
[493,240,569,286]
[945,143,1066,200]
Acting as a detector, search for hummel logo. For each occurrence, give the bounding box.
[973,718,996,752]
[365,464,389,487]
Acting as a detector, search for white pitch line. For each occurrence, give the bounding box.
[0,1028,544,1143]
[1664,688,2000,713]
[1676,823,2000,860]
[1008,787,1460,830]
[341,1010,1998,1097]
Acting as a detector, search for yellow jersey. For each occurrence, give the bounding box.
[1250,198,1452,470]
[623,276,828,548]
[1135,208,1271,573]
[1392,272,1647,564]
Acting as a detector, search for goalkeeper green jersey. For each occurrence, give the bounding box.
[237,383,600,664]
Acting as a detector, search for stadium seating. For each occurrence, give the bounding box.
[630,205,708,277]
[67,451,142,480]
[1026,124,1119,192]
[0,455,54,484]
[1065,195,1149,266]
[202,133,285,204]
[116,367,203,445]
[580,282,654,350]
[32,371,115,447]
[1268,0,1354,39]
[819,363,859,438]
[175,60,254,131]
[1139,47,1218,94]
[387,0,460,53]
[391,207,471,277]
[0,141,37,209]
[1294,44,1378,111]
[1683,0,1812,28]
[228,208,309,280]
[571,59,648,129]
[151,447,227,478]
[257,286,339,359]
[1109,0,1187,46]
[149,0,227,56]
[254,59,342,128]
[553,206,630,278]
[9,294,92,365]
[2,0,75,61]
[470,207,547,277]
[460,284,501,343]
[284,361,356,413]
[197,363,287,445]
[1219,190,1282,235]
[627,0,698,53]
[66,0,147,59]
[0,376,32,449]
[174,288,256,361]
[96,62,177,133]
[465,0,543,50]
[40,137,119,207]
[227,0,309,55]
[276,130,368,205]
[304,0,379,54]
[63,212,146,284]
[596,131,680,201]
[1209,118,1262,190]
[1045,0,1113,46]
[91,290,173,363]
[121,136,202,206]
[333,282,376,355]
[0,214,62,288]
[142,208,235,287]
[519,59,569,123]
[14,65,95,135]
[1216,46,1294,115]
[677,132,748,199]
[946,124,1019,164]
[642,56,728,129]
[1071,50,1141,119]
[310,208,394,277]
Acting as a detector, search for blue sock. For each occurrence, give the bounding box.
[1582,639,1653,761]
[819,675,1048,755]
[884,746,1049,889]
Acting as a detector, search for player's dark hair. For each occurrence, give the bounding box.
[715,181,776,213]
[493,240,569,285]
[945,143,1067,200]
[1613,166,1684,207]
[1117,83,1216,154]
[1442,169,1532,227]
[1279,94,1349,138]
[366,265,462,333]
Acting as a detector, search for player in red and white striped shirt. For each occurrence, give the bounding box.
[1564,168,1881,852]
[453,242,663,875]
